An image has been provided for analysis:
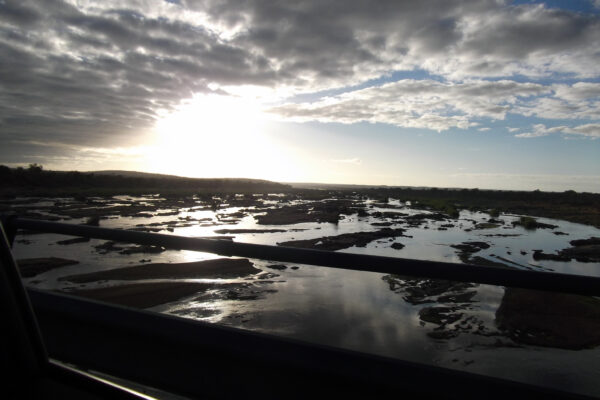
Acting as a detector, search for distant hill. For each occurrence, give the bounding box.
[93,170,192,179]
[94,170,282,185]
[0,165,291,196]
[286,182,432,190]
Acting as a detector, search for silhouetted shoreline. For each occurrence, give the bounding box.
[1,165,599,227]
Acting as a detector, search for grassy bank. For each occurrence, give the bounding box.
[360,187,600,228]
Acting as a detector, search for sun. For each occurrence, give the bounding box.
[147,93,284,179]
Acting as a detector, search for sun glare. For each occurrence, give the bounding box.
[146,93,299,181]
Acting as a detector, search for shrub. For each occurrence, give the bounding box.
[519,216,538,230]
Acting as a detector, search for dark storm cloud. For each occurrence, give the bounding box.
[0,0,599,161]
[0,0,279,153]
[196,0,600,78]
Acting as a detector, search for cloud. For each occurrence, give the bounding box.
[562,123,600,138]
[0,0,599,158]
[515,124,558,138]
[515,82,600,120]
[269,77,600,132]
[0,0,279,148]
[197,0,600,80]
[515,123,600,138]
[269,79,549,131]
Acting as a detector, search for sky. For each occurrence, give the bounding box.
[0,0,599,192]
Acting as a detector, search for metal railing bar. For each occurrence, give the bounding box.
[10,217,600,296]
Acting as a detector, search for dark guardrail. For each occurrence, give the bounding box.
[2,215,600,399]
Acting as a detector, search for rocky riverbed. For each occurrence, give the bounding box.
[4,192,600,397]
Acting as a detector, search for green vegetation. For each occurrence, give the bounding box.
[361,186,600,228]
[413,198,460,218]
[518,216,538,230]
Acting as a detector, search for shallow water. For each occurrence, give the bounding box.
[7,194,600,397]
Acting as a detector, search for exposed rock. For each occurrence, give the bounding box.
[533,240,600,262]
[496,288,600,349]
[94,240,126,254]
[381,275,499,340]
[267,264,287,270]
[473,223,501,230]
[56,237,90,245]
[371,222,393,227]
[83,215,100,226]
[451,241,490,253]
[438,291,477,303]
[391,242,405,250]
[466,256,512,269]
[156,210,179,216]
[419,306,463,325]
[560,245,600,262]
[356,208,369,217]
[225,285,278,301]
[256,200,356,225]
[570,237,600,247]
[278,228,407,251]
[130,212,154,218]
[213,228,287,234]
[382,275,476,305]
[481,233,521,237]
[60,258,259,283]
[119,245,166,255]
[512,217,558,230]
[532,250,569,261]
[217,210,247,222]
[17,257,79,278]
[405,213,447,222]
[371,211,408,219]
[63,282,218,309]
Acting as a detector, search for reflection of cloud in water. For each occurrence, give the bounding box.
[229,267,431,361]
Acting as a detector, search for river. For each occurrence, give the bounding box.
[6,193,600,397]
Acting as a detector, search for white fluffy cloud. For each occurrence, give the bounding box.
[515,124,567,138]
[269,79,557,131]
[515,123,600,138]
[563,123,600,138]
